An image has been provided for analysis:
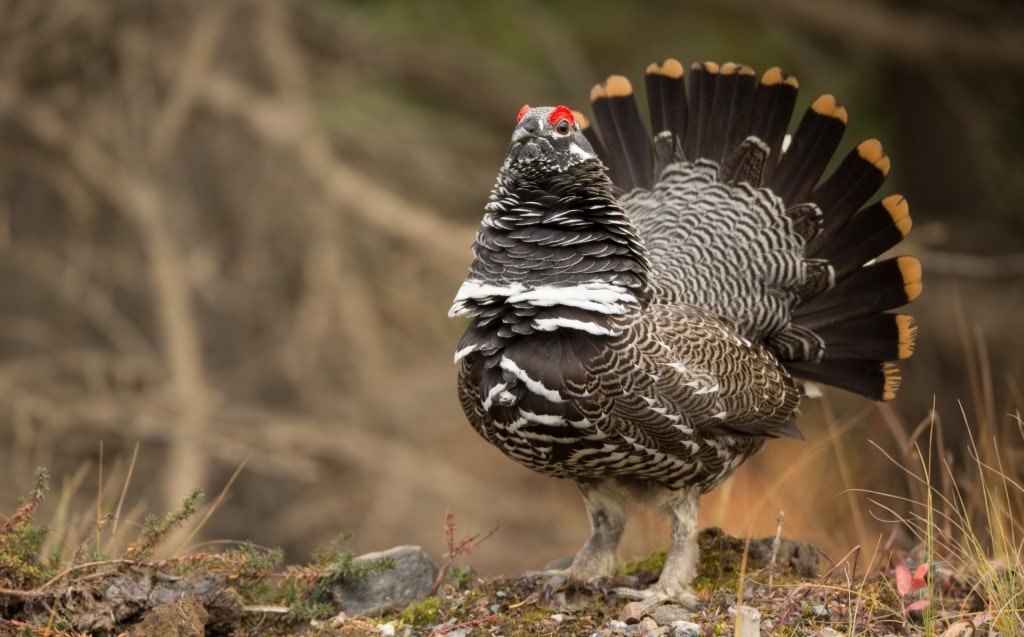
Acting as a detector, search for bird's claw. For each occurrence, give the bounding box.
[612,585,700,614]
[518,568,611,609]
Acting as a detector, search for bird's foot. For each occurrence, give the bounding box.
[612,583,700,615]
[517,567,611,609]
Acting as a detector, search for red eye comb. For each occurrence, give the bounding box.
[516,105,531,123]
[548,105,574,127]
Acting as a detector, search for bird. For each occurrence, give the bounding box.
[448,59,920,607]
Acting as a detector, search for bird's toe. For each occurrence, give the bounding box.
[613,584,700,613]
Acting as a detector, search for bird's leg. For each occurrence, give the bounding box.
[615,488,700,610]
[656,489,700,603]
[568,481,628,579]
[537,481,627,600]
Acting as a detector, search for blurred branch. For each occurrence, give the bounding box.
[5,246,154,355]
[196,68,474,262]
[707,0,1024,69]
[253,3,391,401]
[1,74,213,509]
[149,3,230,159]
[918,248,1024,279]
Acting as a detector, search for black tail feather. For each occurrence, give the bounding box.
[645,59,687,141]
[715,63,758,162]
[806,139,890,255]
[683,61,718,161]
[582,60,920,403]
[816,313,917,361]
[770,94,848,205]
[747,67,799,184]
[821,195,912,278]
[683,62,758,164]
[786,359,902,401]
[794,256,922,330]
[590,76,653,190]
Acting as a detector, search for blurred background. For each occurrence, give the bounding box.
[1,0,1022,575]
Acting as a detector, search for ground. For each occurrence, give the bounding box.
[1,526,1015,636]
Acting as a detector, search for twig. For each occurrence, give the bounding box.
[176,456,249,553]
[431,509,500,592]
[108,441,140,554]
[431,613,498,636]
[768,510,784,586]
[772,544,862,631]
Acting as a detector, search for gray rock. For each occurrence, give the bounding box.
[650,604,692,625]
[104,573,151,621]
[330,545,438,617]
[149,572,222,606]
[669,620,702,637]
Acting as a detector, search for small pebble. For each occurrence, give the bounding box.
[489,604,501,614]
[812,604,828,616]
[619,601,644,624]
[495,590,507,598]
[609,619,629,630]
[669,621,702,637]
[550,613,566,623]
[941,620,975,637]
[379,622,395,637]
[639,617,667,636]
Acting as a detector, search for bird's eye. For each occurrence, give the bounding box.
[555,119,571,135]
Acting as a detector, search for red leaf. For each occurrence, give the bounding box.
[894,562,912,596]
[911,563,929,591]
[907,599,931,612]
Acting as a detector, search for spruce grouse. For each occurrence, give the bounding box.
[449,60,920,606]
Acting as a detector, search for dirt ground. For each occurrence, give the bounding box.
[1,527,1017,636]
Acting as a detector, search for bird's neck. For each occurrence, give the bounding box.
[450,161,650,360]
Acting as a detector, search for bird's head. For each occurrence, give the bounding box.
[505,105,598,173]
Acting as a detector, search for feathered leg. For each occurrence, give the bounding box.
[616,488,701,610]
[569,481,628,579]
[657,489,701,605]
[534,481,627,600]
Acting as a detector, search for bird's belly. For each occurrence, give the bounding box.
[475,405,766,492]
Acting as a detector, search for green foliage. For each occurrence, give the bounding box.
[0,468,58,589]
[400,596,441,626]
[127,487,203,560]
[273,534,395,621]
[212,541,285,603]
[616,546,667,579]
[449,564,475,590]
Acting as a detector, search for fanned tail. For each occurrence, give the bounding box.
[584,59,921,401]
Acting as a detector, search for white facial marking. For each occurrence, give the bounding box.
[569,142,595,162]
